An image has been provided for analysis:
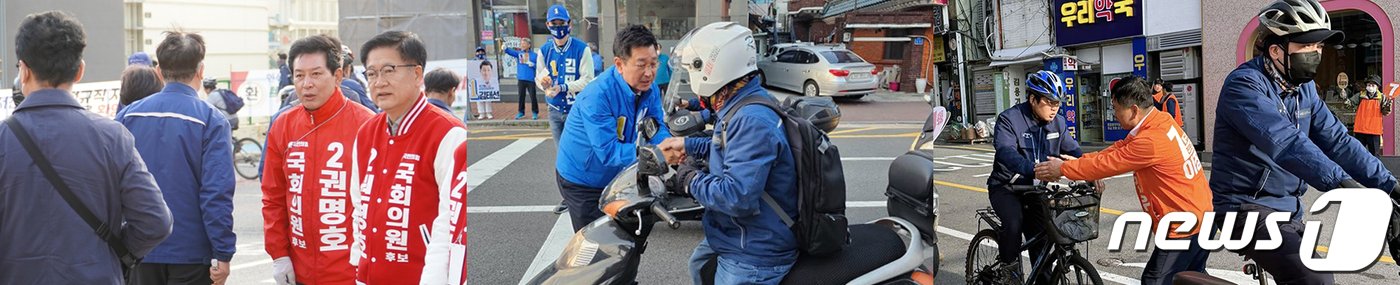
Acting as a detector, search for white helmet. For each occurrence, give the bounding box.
[671,22,759,97]
[1258,0,1343,43]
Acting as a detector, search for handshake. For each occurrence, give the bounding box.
[1032,154,1077,182]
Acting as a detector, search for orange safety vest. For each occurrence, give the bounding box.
[1152,91,1184,127]
[1354,92,1387,135]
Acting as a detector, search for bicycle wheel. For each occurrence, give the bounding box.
[233,137,263,180]
[1048,254,1103,285]
[966,229,1008,285]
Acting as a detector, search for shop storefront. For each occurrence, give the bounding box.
[1203,0,1397,154]
[1053,0,1145,143]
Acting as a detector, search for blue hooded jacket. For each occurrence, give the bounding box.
[1212,56,1397,218]
[557,67,671,188]
[682,76,799,267]
[115,83,237,263]
[987,102,1082,193]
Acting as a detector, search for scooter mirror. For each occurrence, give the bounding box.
[636,145,667,178]
[639,117,660,143]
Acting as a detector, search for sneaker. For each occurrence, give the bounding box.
[553,202,568,214]
[487,114,494,119]
[515,113,525,120]
[533,113,540,120]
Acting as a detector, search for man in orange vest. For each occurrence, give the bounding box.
[1035,75,1212,285]
[1352,75,1392,157]
[1152,79,1184,127]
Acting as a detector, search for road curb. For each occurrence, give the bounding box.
[466,120,551,128]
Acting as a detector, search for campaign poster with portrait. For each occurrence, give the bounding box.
[467,59,501,102]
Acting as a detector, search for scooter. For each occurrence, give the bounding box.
[525,106,951,285]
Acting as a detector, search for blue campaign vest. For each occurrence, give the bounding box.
[540,37,590,113]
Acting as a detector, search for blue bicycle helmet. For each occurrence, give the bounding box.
[1026,70,1066,102]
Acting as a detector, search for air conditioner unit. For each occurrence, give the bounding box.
[1160,48,1200,80]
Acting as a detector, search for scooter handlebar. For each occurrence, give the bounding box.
[651,203,681,229]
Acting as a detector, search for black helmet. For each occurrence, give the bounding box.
[202,77,218,89]
[1365,75,1384,87]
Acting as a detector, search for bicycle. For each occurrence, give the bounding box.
[965,181,1104,285]
[232,135,263,180]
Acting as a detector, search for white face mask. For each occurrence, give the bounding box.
[1368,86,1380,93]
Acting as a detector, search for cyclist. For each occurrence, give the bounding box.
[987,70,1082,282]
[1035,75,1212,285]
[1213,0,1400,283]
[203,77,240,130]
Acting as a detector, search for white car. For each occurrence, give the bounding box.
[758,43,879,99]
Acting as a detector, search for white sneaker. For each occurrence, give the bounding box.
[487,114,494,119]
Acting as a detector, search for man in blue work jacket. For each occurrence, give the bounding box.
[117,31,237,285]
[1213,1,1400,284]
[661,22,800,285]
[556,24,670,231]
[538,3,597,214]
[987,70,1082,283]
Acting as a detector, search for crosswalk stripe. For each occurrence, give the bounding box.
[466,138,545,193]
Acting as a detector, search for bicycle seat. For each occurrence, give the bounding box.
[1171,271,1234,285]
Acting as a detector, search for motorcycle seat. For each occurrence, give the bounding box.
[700,223,907,285]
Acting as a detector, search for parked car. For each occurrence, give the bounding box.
[758,43,879,99]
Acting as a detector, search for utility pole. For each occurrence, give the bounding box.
[949,4,969,125]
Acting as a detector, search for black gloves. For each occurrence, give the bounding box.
[668,163,701,196]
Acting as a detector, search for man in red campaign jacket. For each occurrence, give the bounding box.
[349,31,468,284]
[262,35,376,285]
[425,142,469,285]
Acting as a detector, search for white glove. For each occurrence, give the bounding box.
[272,257,295,285]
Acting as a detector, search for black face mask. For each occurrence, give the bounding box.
[1283,50,1322,85]
[10,90,21,106]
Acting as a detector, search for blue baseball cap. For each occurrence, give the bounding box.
[547,4,570,22]
[127,52,154,66]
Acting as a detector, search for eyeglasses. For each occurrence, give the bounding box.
[362,64,420,82]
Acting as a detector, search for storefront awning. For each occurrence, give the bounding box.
[988,44,1053,67]
[846,23,932,29]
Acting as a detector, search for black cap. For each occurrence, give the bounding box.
[1290,29,1345,44]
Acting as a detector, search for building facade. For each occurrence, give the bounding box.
[127,0,270,82]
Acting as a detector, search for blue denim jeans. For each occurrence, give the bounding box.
[688,238,793,285]
[548,110,568,142]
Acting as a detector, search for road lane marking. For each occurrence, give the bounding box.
[935,225,1142,285]
[469,205,559,213]
[519,215,574,284]
[466,138,545,193]
[827,126,883,135]
[829,132,920,139]
[933,180,1127,215]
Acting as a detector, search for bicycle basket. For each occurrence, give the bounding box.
[1033,191,1101,245]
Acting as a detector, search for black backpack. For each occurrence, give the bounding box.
[719,95,848,256]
